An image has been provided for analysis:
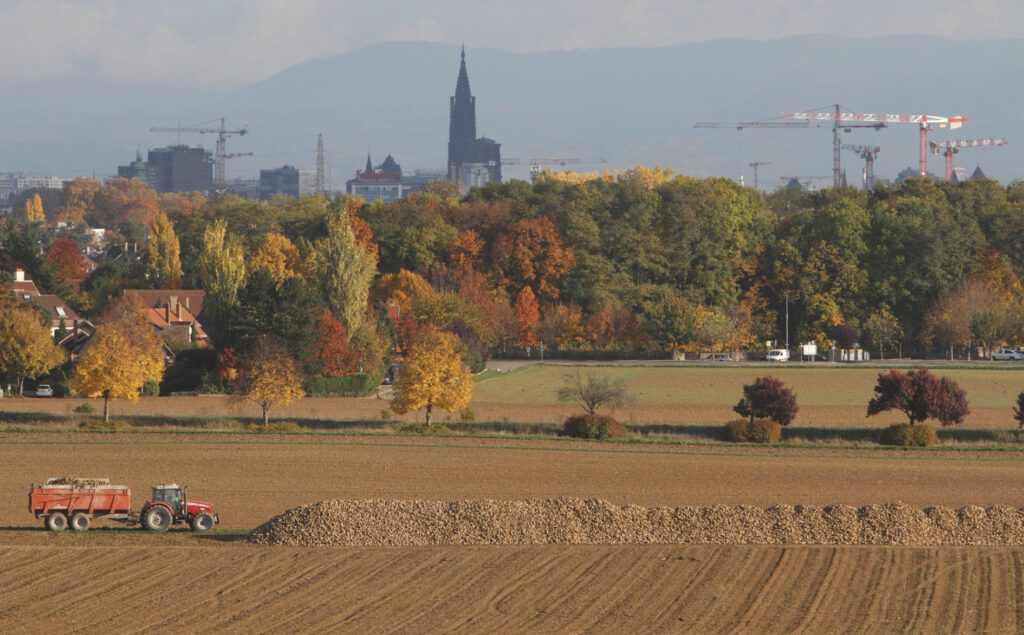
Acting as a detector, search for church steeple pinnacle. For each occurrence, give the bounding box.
[365,152,373,173]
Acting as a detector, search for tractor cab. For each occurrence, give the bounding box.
[150,484,184,515]
[141,483,218,532]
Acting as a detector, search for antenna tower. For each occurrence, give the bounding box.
[315,134,325,194]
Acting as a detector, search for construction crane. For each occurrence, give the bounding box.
[694,121,811,130]
[150,118,252,188]
[748,162,771,190]
[842,144,881,189]
[929,138,1008,182]
[783,107,966,179]
[497,157,609,176]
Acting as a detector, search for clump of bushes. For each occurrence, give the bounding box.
[562,414,626,440]
[399,422,453,435]
[73,403,95,415]
[79,419,130,433]
[255,421,302,433]
[879,423,937,447]
[304,372,382,397]
[724,418,782,444]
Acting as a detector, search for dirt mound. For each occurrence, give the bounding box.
[248,498,1024,546]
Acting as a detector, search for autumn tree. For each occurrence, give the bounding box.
[514,285,540,347]
[197,220,246,343]
[70,314,165,421]
[491,216,576,303]
[46,237,88,281]
[55,177,101,225]
[91,177,160,228]
[234,335,306,427]
[146,212,182,289]
[312,208,377,336]
[864,308,903,360]
[250,232,303,285]
[0,303,66,396]
[309,309,361,377]
[23,193,45,223]
[734,376,799,426]
[867,369,969,426]
[390,328,473,427]
[556,370,634,415]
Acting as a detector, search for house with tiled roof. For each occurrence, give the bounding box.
[129,294,209,350]
[12,269,40,296]
[123,289,205,317]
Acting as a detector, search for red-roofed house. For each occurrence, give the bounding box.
[140,299,209,349]
[12,269,40,296]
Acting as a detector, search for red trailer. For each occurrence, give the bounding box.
[28,478,132,531]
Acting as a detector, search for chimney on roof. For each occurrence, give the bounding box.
[184,297,190,311]
[165,305,170,323]
[169,295,178,310]
[15,268,24,282]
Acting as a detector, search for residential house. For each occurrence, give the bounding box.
[10,269,95,360]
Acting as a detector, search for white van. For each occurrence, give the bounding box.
[766,349,790,362]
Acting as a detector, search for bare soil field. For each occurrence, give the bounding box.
[2,433,1022,529]
[3,434,1023,632]
[1,539,1021,633]
[3,363,1023,427]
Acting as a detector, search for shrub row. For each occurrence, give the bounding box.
[562,414,626,440]
[879,423,938,447]
[724,419,782,444]
[303,372,382,397]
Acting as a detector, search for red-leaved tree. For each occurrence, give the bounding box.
[47,237,88,281]
[867,369,969,426]
[733,376,799,426]
[311,310,362,377]
[514,285,539,347]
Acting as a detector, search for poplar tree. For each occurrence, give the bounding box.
[312,208,377,337]
[146,211,182,289]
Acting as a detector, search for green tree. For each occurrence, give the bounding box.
[312,208,377,336]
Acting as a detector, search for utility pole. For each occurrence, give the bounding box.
[784,293,789,352]
[748,161,770,190]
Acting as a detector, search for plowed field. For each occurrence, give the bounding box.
[1,538,1021,633]
[2,433,1023,632]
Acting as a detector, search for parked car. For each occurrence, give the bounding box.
[34,385,54,398]
[992,348,1024,361]
[766,349,790,362]
[707,353,733,362]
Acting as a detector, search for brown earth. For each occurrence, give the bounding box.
[3,433,1024,632]
[0,538,1021,633]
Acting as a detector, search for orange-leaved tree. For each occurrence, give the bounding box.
[250,232,304,285]
[390,328,473,427]
[514,285,539,347]
[310,310,362,377]
[491,216,575,303]
[47,237,89,281]
[70,313,165,421]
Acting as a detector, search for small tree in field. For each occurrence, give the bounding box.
[235,336,306,427]
[1013,392,1024,431]
[556,371,634,415]
[390,328,473,427]
[733,376,798,426]
[867,369,969,426]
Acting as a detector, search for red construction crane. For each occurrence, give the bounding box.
[929,138,1008,181]
[841,144,880,189]
[783,108,966,178]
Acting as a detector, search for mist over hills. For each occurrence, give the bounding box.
[3,36,1023,186]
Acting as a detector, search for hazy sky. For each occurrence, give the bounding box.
[5,0,1023,88]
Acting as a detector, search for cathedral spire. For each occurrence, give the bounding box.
[365,152,373,173]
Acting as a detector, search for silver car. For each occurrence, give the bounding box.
[34,384,54,397]
[992,348,1024,361]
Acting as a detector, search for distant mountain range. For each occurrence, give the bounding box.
[2,36,1023,186]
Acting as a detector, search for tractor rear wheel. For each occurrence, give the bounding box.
[190,512,214,532]
[143,506,172,532]
[70,512,91,532]
[46,512,68,532]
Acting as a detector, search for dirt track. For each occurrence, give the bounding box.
[1,538,1021,633]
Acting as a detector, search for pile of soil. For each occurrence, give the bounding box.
[248,498,1024,546]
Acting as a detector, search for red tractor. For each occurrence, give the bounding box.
[140,483,218,532]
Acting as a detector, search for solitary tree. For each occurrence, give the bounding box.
[0,304,66,396]
[70,314,165,421]
[556,370,634,416]
[867,369,969,426]
[733,376,799,426]
[234,336,306,427]
[390,329,473,427]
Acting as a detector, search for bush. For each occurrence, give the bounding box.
[562,414,626,440]
[141,379,160,397]
[259,421,302,433]
[73,403,95,414]
[724,418,782,444]
[304,372,382,397]
[880,423,937,447]
[78,419,129,433]
[458,407,476,423]
[399,422,453,434]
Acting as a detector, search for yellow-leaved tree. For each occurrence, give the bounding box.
[390,328,473,427]
[70,313,165,421]
[250,232,303,285]
[146,211,182,289]
[234,335,305,427]
[24,193,45,223]
[0,303,66,396]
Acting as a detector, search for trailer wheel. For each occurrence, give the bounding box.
[70,512,91,532]
[45,512,68,532]
[143,506,172,532]
[190,512,214,532]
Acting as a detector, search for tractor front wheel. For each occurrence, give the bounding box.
[143,506,172,532]
[70,512,91,532]
[45,512,68,532]
[190,512,214,532]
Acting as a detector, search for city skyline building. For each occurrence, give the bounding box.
[447,47,501,189]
